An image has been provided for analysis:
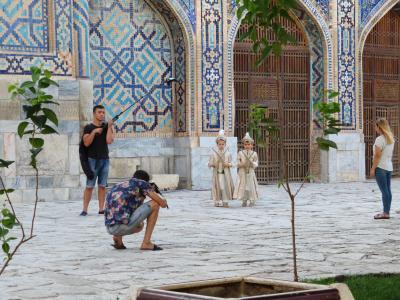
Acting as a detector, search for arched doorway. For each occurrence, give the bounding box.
[89,0,190,136]
[234,18,311,183]
[363,4,400,177]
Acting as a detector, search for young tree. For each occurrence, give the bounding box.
[236,0,342,281]
[0,66,59,276]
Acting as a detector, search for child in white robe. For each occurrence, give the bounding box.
[233,132,259,207]
[208,130,234,207]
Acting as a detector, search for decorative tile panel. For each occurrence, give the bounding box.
[360,0,381,26]
[90,0,174,134]
[0,0,49,52]
[202,0,224,131]
[338,0,356,127]
[73,0,90,78]
[294,9,325,107]
[176,0,195,30]
[152,0,188,132]
[0,0,74,76]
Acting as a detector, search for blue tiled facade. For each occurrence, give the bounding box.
[0,0,398,133]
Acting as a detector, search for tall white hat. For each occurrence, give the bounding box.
[242,132,254,143]
[216,129,226,142]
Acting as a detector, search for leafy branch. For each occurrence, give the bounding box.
[0,66,59,276]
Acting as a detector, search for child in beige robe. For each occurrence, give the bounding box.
[208,130,234,207]
[234,132,259,207]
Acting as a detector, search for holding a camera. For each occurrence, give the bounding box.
[80,105,114,216]
[104,170,168,250]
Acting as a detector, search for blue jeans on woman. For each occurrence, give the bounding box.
[375,167,392,214]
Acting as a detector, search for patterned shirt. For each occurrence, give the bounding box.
[105,178,153,226]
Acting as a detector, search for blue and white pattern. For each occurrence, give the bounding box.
[0,0,49,52]
[0,0,74,76]
[338,0,356,127]
[73,0,90,78]
[202,0,224,131]
[90,0,174,134]
[177,0,195,30]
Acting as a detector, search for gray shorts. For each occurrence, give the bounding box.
[106,202,152,236]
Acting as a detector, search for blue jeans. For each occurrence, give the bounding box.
[86,158,109,188]
[375,167,392,214]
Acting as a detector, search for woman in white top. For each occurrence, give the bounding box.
[370,118,395,219]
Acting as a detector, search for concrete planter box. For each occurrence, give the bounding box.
[131,277,354,300]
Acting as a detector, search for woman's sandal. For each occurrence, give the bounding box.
[111,243,127,250]
[374,213,390,220]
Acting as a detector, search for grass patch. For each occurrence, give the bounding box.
[308,273,400,300]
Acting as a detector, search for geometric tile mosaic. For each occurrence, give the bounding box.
[73,0,90,78]
[338,0,356,127]
[90,0,174,134]
[0,0,49,52]
[202,0,224,132]
[152,0,188,132]
[360,0,382,25]
[0,0,74,76]
[176,0,195,31]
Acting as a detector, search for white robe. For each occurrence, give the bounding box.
[233,150,259,202]
[208,148,234,203]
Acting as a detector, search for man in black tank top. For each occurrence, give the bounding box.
[80,105,114,216]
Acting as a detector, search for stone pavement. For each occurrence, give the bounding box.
[1,180,399,300]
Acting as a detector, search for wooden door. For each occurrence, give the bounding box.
[234,19,310,183]
[363,8,400,176]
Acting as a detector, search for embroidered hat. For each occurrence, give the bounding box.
[216,129,226,142]
[242,132,254,144]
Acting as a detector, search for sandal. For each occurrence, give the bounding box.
[141,244,163,251]
[374,213,390,220]
[111,243,127,250]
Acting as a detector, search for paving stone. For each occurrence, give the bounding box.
[0,180,399,299]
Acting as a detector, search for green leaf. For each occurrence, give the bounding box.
[1,208,10,216]
[29,138,44,148]
[324,127,340,135]
[42,108,58,126]
[31,66,41,83]
[17,121,29,138]
[44,70,52,79]
[0,228,9,238]
[41,125,58,135]
[30,148,43,158]
[2,242,10,254]
[0,189,15,195]
[31,115,47,128]
[5,237,17,242]
[0,159,14,168]
[316,137,338,151]
[8,85,16,93]
[38,78,58,89]
[20,81,35,89]
[2,218,14,229]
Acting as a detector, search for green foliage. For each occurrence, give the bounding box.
[313,90,342,151]
[309,274,400,300]
[0,161,17,259]
[8,66,59,168]
[1,66,59,267]
[236,0,297,67]
[247,104,279,147]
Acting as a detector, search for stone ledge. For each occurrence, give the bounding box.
[151,174,179,191]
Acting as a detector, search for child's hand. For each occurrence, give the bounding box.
[224,163,230,168]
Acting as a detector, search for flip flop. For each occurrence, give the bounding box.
[374,213,390,220]
[141,244,163,251]
[111,243,127,250]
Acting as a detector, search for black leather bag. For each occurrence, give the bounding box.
[79,138,94,180]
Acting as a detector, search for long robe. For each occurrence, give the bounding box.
[233,150,259,203]
[208,148,234,203]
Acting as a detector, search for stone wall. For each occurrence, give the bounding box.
[0,79,92,202]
